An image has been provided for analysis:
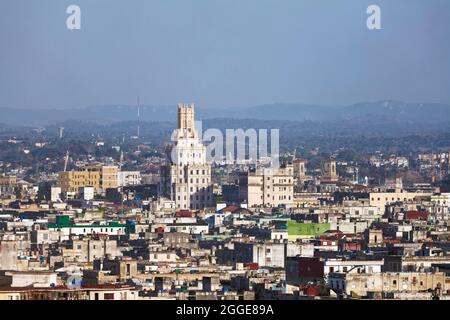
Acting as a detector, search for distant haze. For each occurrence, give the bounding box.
[1,101,450,127]
[0,0,449,109]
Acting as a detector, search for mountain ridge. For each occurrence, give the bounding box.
[1,100,449,126]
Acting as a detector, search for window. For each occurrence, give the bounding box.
[104,293,114,300]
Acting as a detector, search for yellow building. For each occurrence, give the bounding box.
[0,175,17,186]
[58,165,118,194]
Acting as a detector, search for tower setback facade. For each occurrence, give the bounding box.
[159,104,213,210]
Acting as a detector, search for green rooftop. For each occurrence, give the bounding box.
[287,221,330,240]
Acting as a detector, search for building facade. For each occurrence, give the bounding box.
[293,159,307,182]
[159,104,213,210]
[321,159,338,181]
[118,171,141,187]
[239,164,294,207]
[58,165,118,195]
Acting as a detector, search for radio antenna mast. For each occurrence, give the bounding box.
[137,96,141,138]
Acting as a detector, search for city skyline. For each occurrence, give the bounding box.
[1,0,450,306]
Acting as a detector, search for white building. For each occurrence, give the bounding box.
[48,223,127,238]
[80,187,95,201]
[346,205,381,220]
[118,171,141,187]
[50,187,61,202]
[369,191,432,213]
[239,164,294,208]
[324,259,384,278]
[159,104,213,210]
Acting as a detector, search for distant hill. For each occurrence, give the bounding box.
[238,101,450,123]
[1,100,450,126]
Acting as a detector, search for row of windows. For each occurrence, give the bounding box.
[152,253,173,259]
[178,152,203,158]
[72,182,96,186]
[372,197,408,202]
[266,194,292,200]
[178,169,210,175]
[178,178,210,184]
[353,210,375,215]
[266,177,292,183]
[177,195,211,201]
[177,186,211,192]
[175,203,206,209]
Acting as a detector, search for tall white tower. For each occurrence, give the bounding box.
[159,104,213,210]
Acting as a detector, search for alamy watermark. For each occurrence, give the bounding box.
[66,5,81,30]
[169,121,280,169]
[66,4,382,31]
[367,5,381,30]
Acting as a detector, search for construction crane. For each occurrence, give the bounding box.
[119,150,124,170]
[431,148,436,183]
[64,150,70,172]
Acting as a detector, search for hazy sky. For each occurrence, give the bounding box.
[0,0,449,109]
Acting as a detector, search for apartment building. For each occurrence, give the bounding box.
[0,175,17,186]
[329,272,446,298]
[58,165,118,194]
[0,175,17,195]
[369,191,432,212]
[118,171,141,187]
[239,164,294,207]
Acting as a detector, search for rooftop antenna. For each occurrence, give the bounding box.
[137,96,141,138]
[431,146,436,183]
[448,149,450,176]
